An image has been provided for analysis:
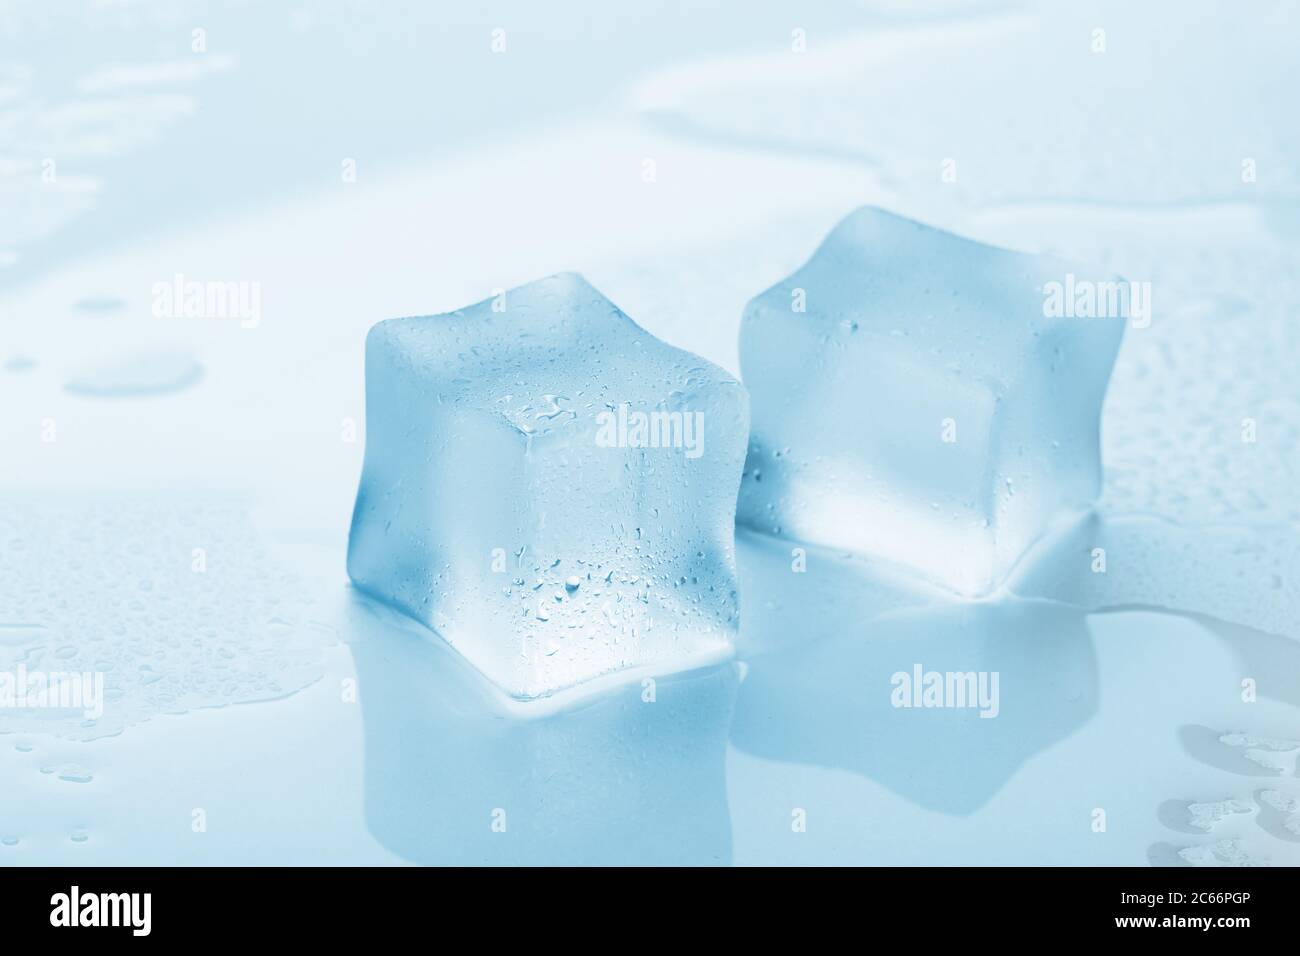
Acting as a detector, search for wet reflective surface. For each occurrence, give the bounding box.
[3,1,1298,865]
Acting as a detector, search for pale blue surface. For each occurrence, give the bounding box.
[1,0,1298,867]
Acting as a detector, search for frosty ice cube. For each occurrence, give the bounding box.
[738,208,1127,595]
[347,273,748,699]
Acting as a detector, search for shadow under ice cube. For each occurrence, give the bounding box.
[347,273,748,699]
[737,207,1127,596]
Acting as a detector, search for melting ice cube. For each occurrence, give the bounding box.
[737,208,1127,595]
[347,273,748,698]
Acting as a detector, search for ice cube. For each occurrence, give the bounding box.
[347,273,748,698]
[737,207,1127,595]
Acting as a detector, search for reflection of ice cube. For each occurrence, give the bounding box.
[738,208,1126,595]
[730,595,1098,816]
[347,273,748,699]
[350,596,738,865]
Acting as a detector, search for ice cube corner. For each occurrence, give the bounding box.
[347,273,749,699]
[737,207,1127,595]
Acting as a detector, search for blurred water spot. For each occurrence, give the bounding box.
[64,350,203,397]
[72,295,126,313]
[41,764,93,784]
